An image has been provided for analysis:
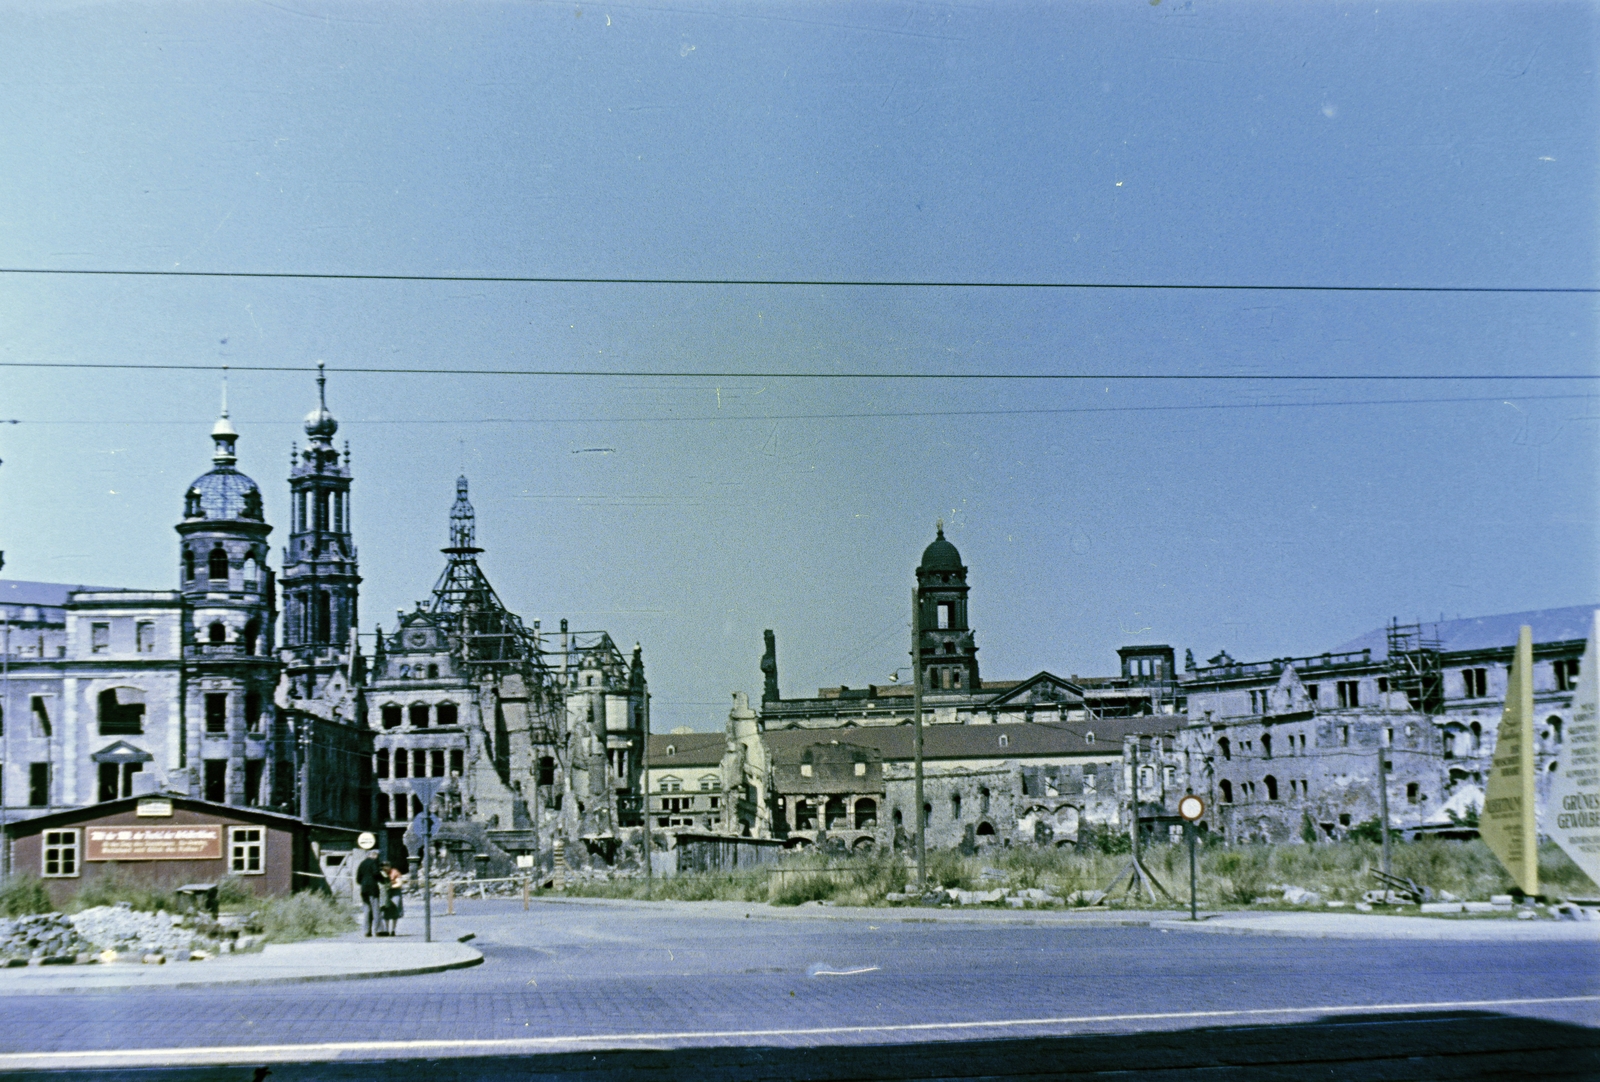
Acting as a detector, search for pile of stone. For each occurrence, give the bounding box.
[884,886,1066,907]
[69,904,198,956]
[0,914,96,963]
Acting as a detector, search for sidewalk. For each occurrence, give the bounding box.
[1152,911,1600,942]
[0,934,481,993]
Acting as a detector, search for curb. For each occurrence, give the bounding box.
[0,942,483,993]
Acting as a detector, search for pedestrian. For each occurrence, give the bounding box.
[356,849,383,937]
[382,863,405,936]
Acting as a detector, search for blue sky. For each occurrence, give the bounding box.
[1,0,1595,730]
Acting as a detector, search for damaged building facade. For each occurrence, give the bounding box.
[0,371,649,875]
[1170,608,1590,844]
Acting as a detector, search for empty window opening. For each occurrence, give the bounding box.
[244,759,264,806]
[1462,668,1488,698]
[204,760,227,803]
[96,761,142,803]
[376,749,390,778]
[183,549,196,581]
[431,749,446,777]
[98,688,145,735]
[1406,782,1420,804]
[1219,779,1233,803]
[394,749,409,778]
[436,703,458,726]
[243,618,260,656]
[1306,684,1319,703]
[1337,681,1360,709]
[951,792,962,820]
[1264,775,1279,801]
[855,798,877,829]
[1470,721,1482,752]
[30,696,51,737]
[936,603,950,630]
[1550,717,1563,744]
[317,591,332,643]
[892,808,904,827]
[208,622,226,645]
[1261,734,1273,759]
[136,621,156,654]
[90,622,109,654]
[381,705,402,729]
[1555,658,1581,692]
[410,704,430,728]
[427,663,439,679]
[1340,725,1350,746]
[208,547,229,582]
[205,693,228,734]
[1218,736,1231,760]
[825,797,847,830]
[245,689,262,733]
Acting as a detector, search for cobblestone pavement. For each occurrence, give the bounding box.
[0,898,1593,1061]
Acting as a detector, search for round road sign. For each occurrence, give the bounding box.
[356,832,377,850]
[1178,794,1206,822]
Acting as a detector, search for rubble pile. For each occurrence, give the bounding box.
[884,886,1067,908]
[0,914,95,962]
[69,905,198,954]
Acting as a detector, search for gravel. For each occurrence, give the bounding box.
[0,914,96,960]
[69,905,200,953]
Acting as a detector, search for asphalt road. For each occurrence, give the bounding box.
[1,898,1596,1080]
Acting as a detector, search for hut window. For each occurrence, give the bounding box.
[229,827,265,874]
[42,829,79,877]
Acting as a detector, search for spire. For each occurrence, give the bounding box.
[935,517,944,538]
[210,368,238,466]
[447,475,479,552]
[303,360,339,442]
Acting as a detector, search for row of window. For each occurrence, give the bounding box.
[182,547,261,587]
[89,621,159,655]
[375,747,463,779]
[379,703,459,729]
[781,795,879,831]
[294,487,348,535]
[42,826,265,878]
[1243,659,1582,715]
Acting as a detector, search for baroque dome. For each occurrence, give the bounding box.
[184,467,265,522]
[919,524,962,572]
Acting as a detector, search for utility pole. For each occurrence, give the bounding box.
[2,613,9,877]
[1378,728,1392,878]
[642,692,652,899]
[912,586,925,889]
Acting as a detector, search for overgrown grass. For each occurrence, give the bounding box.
[67,871,176,913]
[258,891,355,942]
[0,876,53,916]
[543,837,1598,909]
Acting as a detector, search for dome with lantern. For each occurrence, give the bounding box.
[182,413,265,522]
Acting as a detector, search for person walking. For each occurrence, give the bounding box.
[356,849,383,937]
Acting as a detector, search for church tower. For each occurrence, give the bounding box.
[280,362,360,700]
[915,523,980,692]
[177,396,279,805]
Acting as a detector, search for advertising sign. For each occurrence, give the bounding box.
[1550,610,1600,885]
[85,824,222,861]
[1481,625,1539,895]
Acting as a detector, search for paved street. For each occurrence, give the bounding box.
[0,897,1595,1078]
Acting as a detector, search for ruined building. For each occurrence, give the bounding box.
[367,476,647,860]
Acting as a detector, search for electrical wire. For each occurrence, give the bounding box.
[0,360,1591,381]
[0,266,1594,293]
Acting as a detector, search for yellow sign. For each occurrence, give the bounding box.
[85,824,222,861]
[1481,625,1538,895]
[1550,610,1600,886]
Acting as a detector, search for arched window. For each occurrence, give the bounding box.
[824,796,847,830]
[242,556,258,588]
[976,821,995,836]
[1084,731,1094,744]
[1219,779,1234,803]
[1261,734,1272,759]
[1264,775,1278,801]
[1470,721,1483,753]
[892,807,903,827]
[855,798,877,829]
[208,622,226,644]
[1549,716,1564,745]
[1218,736,1231,760]
[997,733,1009,748]
[317,591,332,643]
[979,787,990,815]
[950,792,962,819]
[243,618,260,656]
[376,749,389,778]
[183,548,195,581]
[208,546,229,581]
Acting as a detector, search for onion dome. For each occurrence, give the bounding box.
[303,360,339,440]
[919,521,962,572]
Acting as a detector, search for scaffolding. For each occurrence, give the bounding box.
[1386,619,1444,715]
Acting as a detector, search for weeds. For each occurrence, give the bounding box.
[0,876,53,916]
[258,892,355,942]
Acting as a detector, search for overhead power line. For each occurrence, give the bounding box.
[0,266,1594,293]
[0,361,1592,382]
[5,392,1595,428]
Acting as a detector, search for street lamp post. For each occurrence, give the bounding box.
[912,586,925,890]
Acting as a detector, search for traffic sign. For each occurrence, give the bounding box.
[410,777,445,807]
[1178,794,1205,822]
[411,813,443,838]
